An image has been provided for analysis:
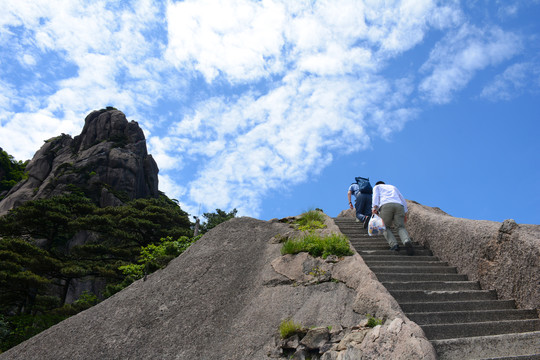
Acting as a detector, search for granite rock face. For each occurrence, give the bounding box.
[406,200,540,312]
[0,109,158,214]
[0,214,436,360]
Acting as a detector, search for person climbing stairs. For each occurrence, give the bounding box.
[334,217,540,360]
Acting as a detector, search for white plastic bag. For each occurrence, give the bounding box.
[368,214,385,236]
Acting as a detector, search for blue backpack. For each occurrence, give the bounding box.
[355,176,372,194]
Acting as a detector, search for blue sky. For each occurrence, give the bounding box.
[1,0,539,224]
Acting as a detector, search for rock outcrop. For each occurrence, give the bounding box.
[0,108,158,215]
[406,200,540,312]
[0,214,436,360]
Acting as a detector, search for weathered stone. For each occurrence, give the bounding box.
[325,255,339,263]
[292,345,309,360]
[340,347,363,360]
[272,252,333,285]
[319,341,334,354]
[281,334,300,349]
[320,350,340,360]
[300,327,330,350]
[0,108,159,215]
[387,318,403,334]
[1,213,439,360]
[329,325,344,342]
[406,200,540,312]
[499,219,518,234]
[336,329,369,350]
[0,217,368,360]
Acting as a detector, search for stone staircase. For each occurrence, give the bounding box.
[334,217,540,360]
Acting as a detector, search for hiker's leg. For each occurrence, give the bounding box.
[356,193,371,222]
[392,203,411,245]
[379,204,398,248]
[358,193,372,222]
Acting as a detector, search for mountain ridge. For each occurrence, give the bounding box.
[0,108,159,215]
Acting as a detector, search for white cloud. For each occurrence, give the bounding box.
[165,0,287,82]
[162,70,419,216]
[140,0,460,216]
[481,62,537,100]
[419,24,522,103]
[0,111,80,161]
[165,0,459,82]
[0,0,174,159]
[1,0,532,219]
[158,173,187,201]
[148,136,183,171]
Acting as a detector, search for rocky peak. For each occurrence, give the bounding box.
[72,108,146,152]
[0,108,159,214]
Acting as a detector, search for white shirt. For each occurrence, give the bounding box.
[372,184,408,212]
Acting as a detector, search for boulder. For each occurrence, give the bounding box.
[300,327,330,350]
[0,108,159,215]
[406,200,540,312]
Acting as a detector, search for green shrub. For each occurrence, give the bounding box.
[0,313,69,352]
[74,291,99,307]
[366,314,383,328]
[297,220,326,232]
[279,318,304,339]
[281,233,352,259]
[295,210,327,231]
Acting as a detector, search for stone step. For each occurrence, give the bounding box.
[348,235,401,240]
[333,217,540,360]
[400,300,517,313]
[350,243,425,250]
[362,255,439,262]
[407,309,539,325]
[348,239,398,245]
[364,256,450,266]
[357,248,433,256]
[431,331,540,360]
[370,265,457,274]
[366,260,449,267]
[345,235,389,241]
[382,281,481,291]
[389,289,497,303]
[375,273,468,282]
[343,231,396,235]
[422,319,540,340]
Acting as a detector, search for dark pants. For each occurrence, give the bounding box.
[355,193,372,222]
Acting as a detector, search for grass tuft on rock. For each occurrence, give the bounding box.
[296,210,325,225]
[281,233,353,259]
[279,318,304,339]
[366,314,383,328]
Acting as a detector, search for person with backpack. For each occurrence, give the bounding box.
[371,181,414,255]
[348,177,373,228]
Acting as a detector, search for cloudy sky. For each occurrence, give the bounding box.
[1,0,539,224]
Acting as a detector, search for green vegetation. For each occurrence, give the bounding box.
[119,235,201,281]
[366,314,383,328]
[199,208,237,233]
[0,149,27,197]
[0,192,195,352]
[0,290,101,352]
[281,233,353,259]
[308,266,327,277]
[279,318,304,339]
[295,209,327,232]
